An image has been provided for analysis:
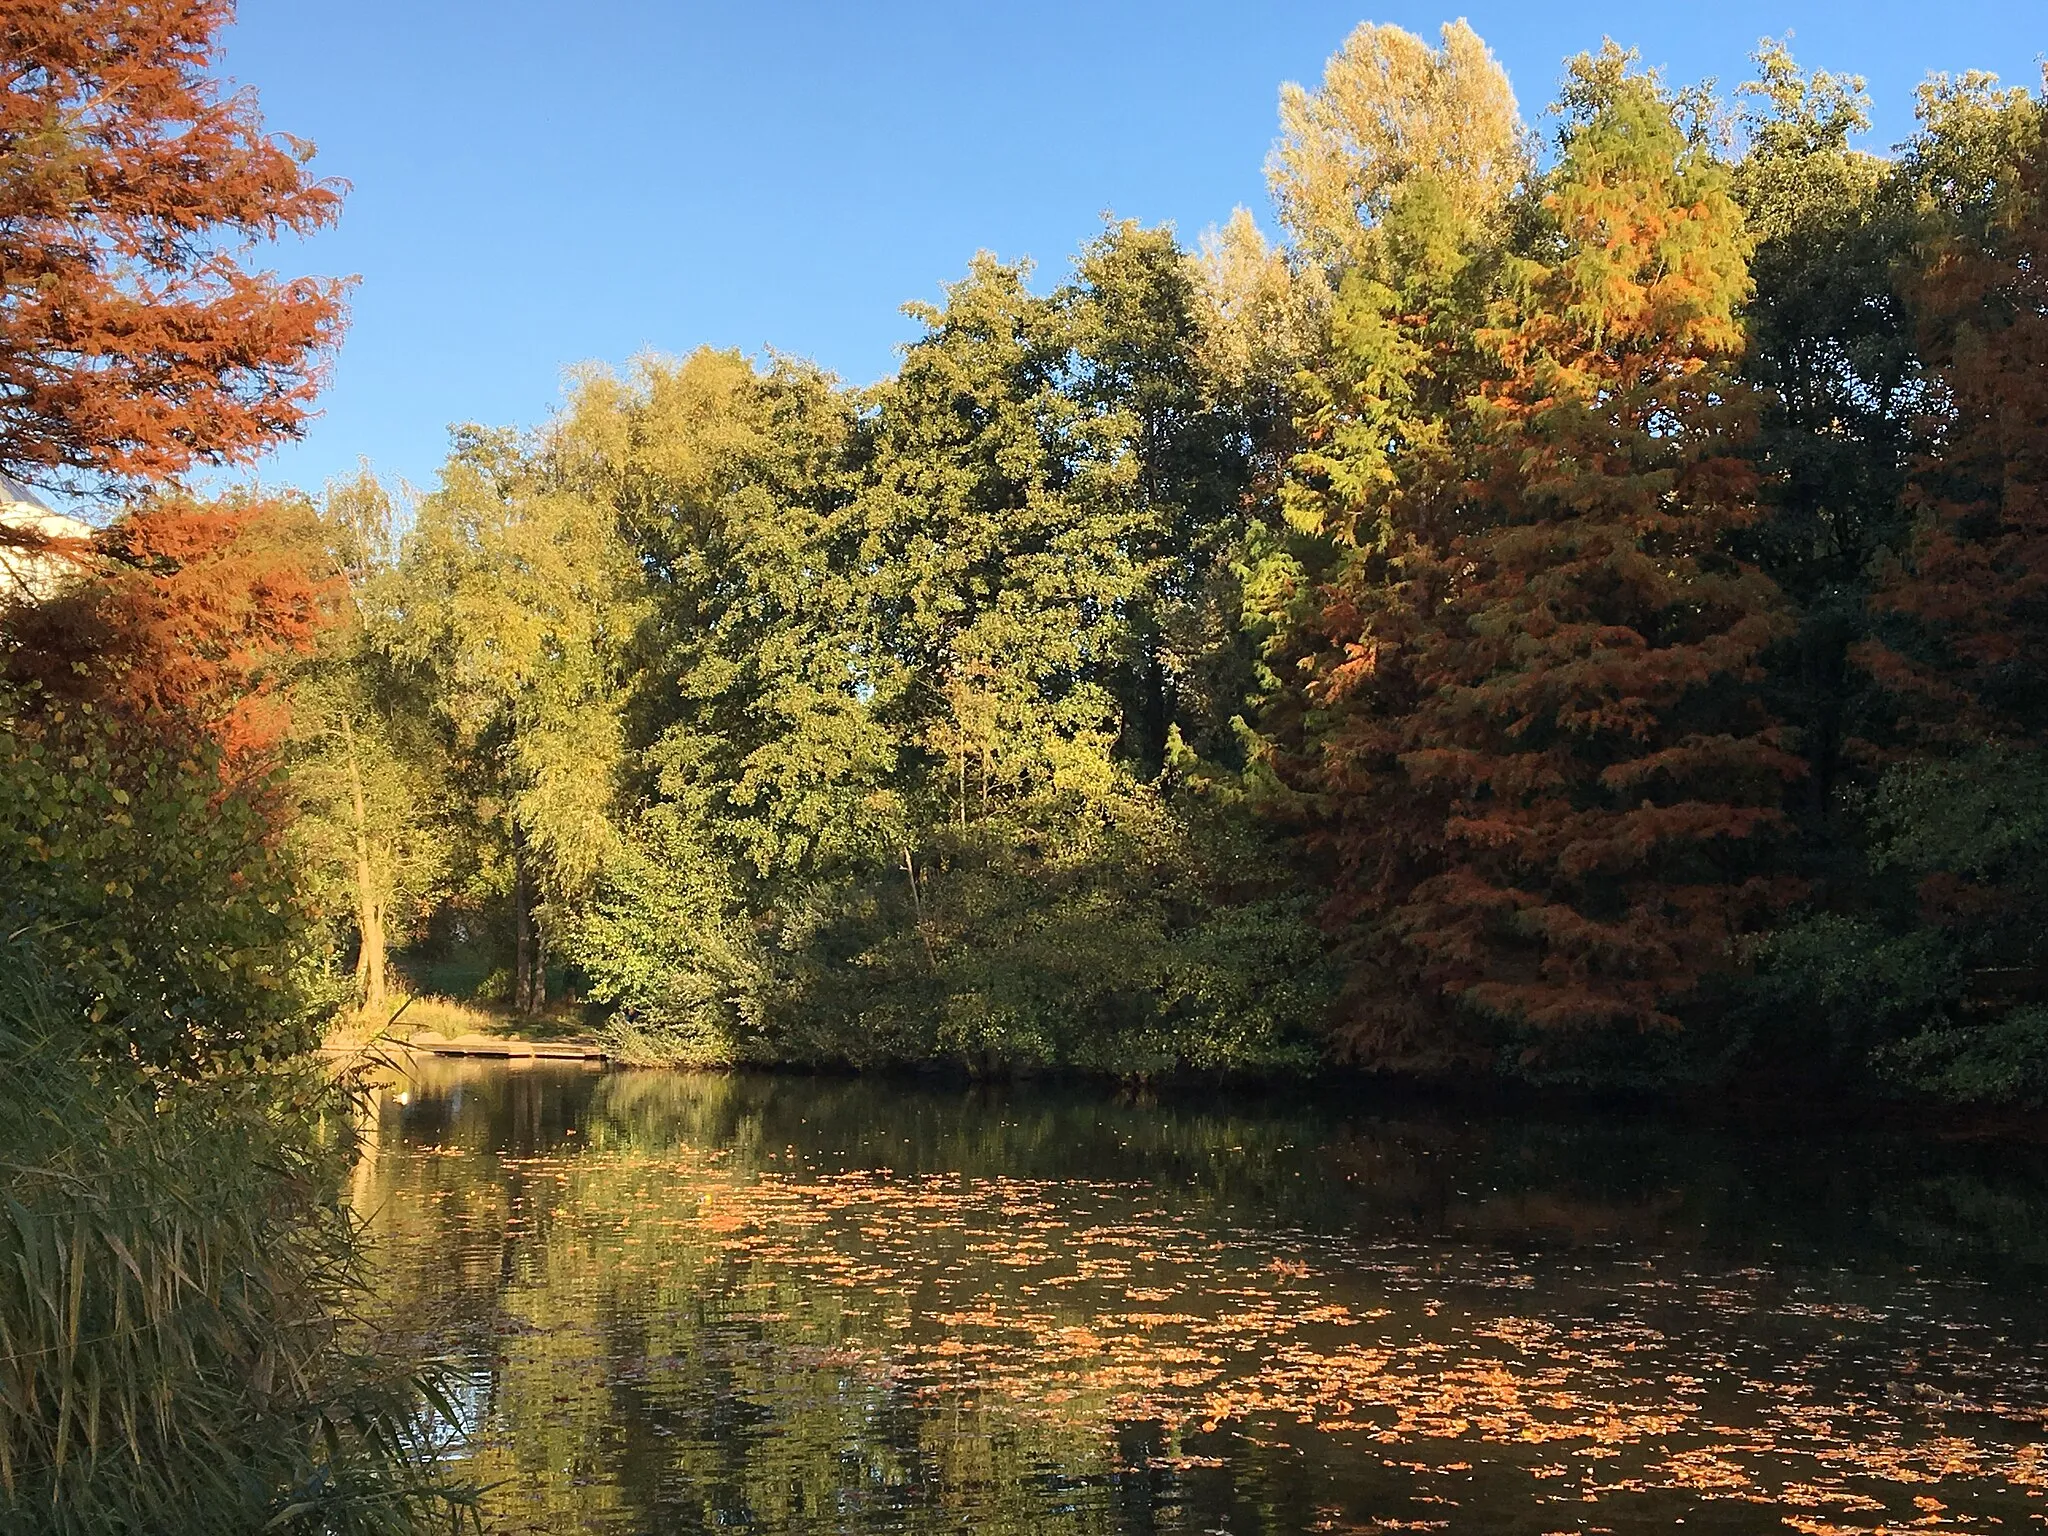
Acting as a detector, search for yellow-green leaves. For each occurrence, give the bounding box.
[1270,20,1526,268]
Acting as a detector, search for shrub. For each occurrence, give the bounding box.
[0,689,325,1072]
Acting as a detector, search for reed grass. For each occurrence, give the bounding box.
[0,940,477,1535]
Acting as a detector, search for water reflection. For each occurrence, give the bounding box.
[354,1062,2048,1534]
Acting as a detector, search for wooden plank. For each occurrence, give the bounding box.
[401,1034,608,1061]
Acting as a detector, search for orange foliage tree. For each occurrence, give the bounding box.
[1288,70,1800,1061]
[0,0,349,759]
[1861,104,2048,743]
[5,494,338,761]
[0,0,346,507]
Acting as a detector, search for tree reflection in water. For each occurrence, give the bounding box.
[353,1062,2048,1534]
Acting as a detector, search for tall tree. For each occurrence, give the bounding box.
[1862,80,2048,740]
[1731,43,1924,828]
[1725,66,2048,1100]
[1771,80,2048,1102]
[553,349,873,1059]
[817,251,1325,1070]
[854,253,1142,831]
[1268,19,1525,270]
[561,349,877,884]
[1284,57,1799,1064]
[288,467,449,1014]
[1061,220,1260,774]
[389,430,643,1014]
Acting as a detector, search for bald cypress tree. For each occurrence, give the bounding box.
[1290,62,1800,1064]
[1865,93,2048,740]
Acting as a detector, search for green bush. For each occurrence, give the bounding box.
[573,787,1333,1077]
[0,691,323,1072]
[1755,746,2048,1103]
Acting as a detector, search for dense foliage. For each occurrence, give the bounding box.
[0,501,472,1532]
[294,29,2048,1102]
[6,9,2048,1520]
[1271,58,1798,1072]
[2,494,340,1067]
[0,0,344,499]
[375,237,1336,1074]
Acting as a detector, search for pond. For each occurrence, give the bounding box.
[353,1060,2048,1534]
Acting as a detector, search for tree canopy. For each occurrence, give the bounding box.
[4,15,2032,1107]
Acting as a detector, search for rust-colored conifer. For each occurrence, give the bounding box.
[1861,108,2048,743]
[5,495,340,772]
[0,0,345,503]
[1305,79,1800,1055]
[0,2,347,769]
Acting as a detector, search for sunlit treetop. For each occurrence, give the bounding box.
[1268,19,1527,269]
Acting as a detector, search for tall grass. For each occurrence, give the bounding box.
[0,941,476,1535]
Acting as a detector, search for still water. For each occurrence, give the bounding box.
[354,1060,2048,1534]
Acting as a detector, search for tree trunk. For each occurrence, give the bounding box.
[532,919,548,1014]
[513,871,534,1014]
[512,826,544,1015]
[1131,608,1171,780]
[362,894,387,1016]
[1143,642,1170,780]
[340,712,387,1014]
[903,846,937,968]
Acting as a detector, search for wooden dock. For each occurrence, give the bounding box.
[400,1032,608,1062]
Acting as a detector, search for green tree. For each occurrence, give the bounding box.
[853,253,1139,823]
[552,348,870,1058]
[287,466,452,1015]
[1061,221,1262,774]
[554,248,1331,1073]
[1730,43,1924,831]
[1760,77,2048,1101]
[388,429,645,1014]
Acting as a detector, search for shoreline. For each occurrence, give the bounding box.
[351,1034,2048,1148]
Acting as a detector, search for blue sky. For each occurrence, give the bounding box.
[221,1,2042,501]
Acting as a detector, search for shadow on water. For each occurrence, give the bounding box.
[355,1062,2048,1534]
